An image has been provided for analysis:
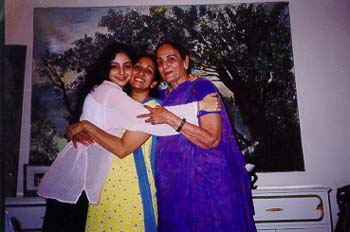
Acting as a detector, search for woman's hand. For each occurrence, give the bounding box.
[199,93,221,112]
[137,105,173,125]
[66,120,95,148]
[71,132,95,148]
[66,120,91,140]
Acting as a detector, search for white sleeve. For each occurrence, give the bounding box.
[103,90,198,136]
[164,103,199,126]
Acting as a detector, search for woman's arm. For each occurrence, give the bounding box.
[67,121,150,159]
[138,105,222,149]
[164,93,220,121]
[102,88,219,136]
[69,86,220,155]
[70,91,220,146]
[124,93,220,134]
[67,92,221,156]
[169,113,221,149]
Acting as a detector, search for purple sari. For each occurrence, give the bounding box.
[156,78,256,232]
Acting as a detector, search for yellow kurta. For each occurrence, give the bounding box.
[85,100,159,232]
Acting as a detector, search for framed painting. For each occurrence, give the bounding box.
[32,2,304,173]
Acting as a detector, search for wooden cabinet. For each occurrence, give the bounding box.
[253,186,332,232]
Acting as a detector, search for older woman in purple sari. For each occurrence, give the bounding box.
[138,41,256,232]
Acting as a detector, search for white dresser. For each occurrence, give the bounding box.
[253,186,333,232]
[5,186,333,232]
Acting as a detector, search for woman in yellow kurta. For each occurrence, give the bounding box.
[84,55,161,232]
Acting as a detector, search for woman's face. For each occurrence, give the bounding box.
[156,44,189,86]
[130,57,157,91]
[109,52,133,88]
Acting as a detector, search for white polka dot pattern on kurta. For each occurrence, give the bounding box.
[85,139,157,232]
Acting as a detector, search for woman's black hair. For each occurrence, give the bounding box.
[72,42,136,122]
[155,41,193,74]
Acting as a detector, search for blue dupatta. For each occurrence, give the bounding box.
[133,98,161,232]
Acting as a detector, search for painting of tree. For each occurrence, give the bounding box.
[32,2,304,172]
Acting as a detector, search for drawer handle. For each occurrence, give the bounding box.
[316,202,323,211]
[266,207,283,212]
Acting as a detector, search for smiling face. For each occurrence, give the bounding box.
[156,43,189,88]
[108,52,133,88]
[130,56,157,91]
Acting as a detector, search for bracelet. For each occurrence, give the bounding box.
[176,118,186,132]
[197,101,200,117]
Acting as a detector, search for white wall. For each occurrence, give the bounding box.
[5,0,350,227]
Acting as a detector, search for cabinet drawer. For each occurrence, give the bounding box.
[253,194,324,223]
[276,228,329,232]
